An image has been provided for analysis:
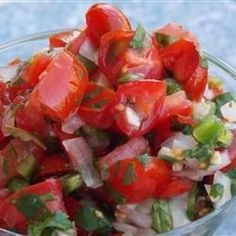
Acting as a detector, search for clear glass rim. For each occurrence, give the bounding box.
[0,29,235,236]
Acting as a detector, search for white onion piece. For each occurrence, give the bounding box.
[205,171,232,208]
[136,198,155,214]
[63,137,103,188]
[61,114,85,134]
[161,133,197,150]
[1,105,16,136]
[113,222,137,235]
[0,64,20,83]
[79,37,98,64]
[204,84,215,100]
[117,205,152,229]
[170,193,190,228]
[224,122,236,130]
[221,101,236,122]
[92,70,113,89]
[193,101,212,120]
[175,151,231,181]
[125,107,141,128]
[99,137,149,167]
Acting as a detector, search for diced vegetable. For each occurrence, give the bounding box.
[61,173,83,194]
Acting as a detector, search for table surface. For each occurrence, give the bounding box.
[0,1,235,235]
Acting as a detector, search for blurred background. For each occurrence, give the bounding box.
[0,0,235,235]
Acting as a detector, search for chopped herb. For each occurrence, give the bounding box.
[166,78,181,95]
[216,128,233,148]
[7,177,28,192]
[171,121,192,135]
[28,212,75,236]
[83,86,104,102]
[130,24,146,49]
[155,32,178,47]
[137,153,150,166]
[214,92,235,118]
[151,200,173,233]
[159,154,176,163]
[14,194,51,220]
[5,126,46,150]
[75,206,112,234]
[184,144,214,162]
[226,169,236,179]
[230,180,236,197]
[77,54,97,74]
[123,163,138,185]
[209,183,224,199]
[92,99,108,109]
[118,73,143,84]
[200,55,208,69]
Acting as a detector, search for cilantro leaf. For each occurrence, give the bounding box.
[226,169,236,179]
[118,73,143,84]
[209,183,224,199]
[230,179,236,197]
[137,153,150,166]
[155,32,178,47]
[75,206,112,234]
[28,212,75,236]
[123,163,138,185]
[130,24,146,49]
[151,200,173,233]
[166,78,181,95]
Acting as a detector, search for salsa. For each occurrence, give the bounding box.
[0,3,235,236]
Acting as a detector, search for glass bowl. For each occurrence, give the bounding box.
[0,31,235,236]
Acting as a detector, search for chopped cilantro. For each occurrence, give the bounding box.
[159,154,176,163]
[91,99,108,109]
[130,24,146,49]
[226,169,236,179]
[123,163,138,185]
[137,153,150,166]
[209,183,224,199]
[155,32,178,47]
[77,54,97,74]
[166,78,181,95]
[230,180,236,197]
[83,86,104,102]
[200,55,208,69]
[75,206,112,234]
[28,212,74,236]
[186,184,199,220]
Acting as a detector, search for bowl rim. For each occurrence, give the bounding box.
[0,29,235,236]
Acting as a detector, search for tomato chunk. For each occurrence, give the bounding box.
[110,80,166,137]
[0,178,65,233]
[108,157,171,203]
[29,50,88,121]
[86,3,131,46]
[78,82,115,129]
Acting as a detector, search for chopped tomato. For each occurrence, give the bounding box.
[49,30,80,48]
[155,177,193,198]
[29,50,88,121]
[108,157,171,203]
[78,82,115,129]
[183,65,208,101]
[37,155,71,179]
[53,123,76,141]
[0,178,65,234]
[15,103,49,138]
[19,53,52,86]
[99,30,164,86]
[64,196,81,220]
[86,3,131,46]
[110,80,166,137]
[154,91,192,148]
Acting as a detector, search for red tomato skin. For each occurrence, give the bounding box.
[15,103,49,138]
[0,179,65,233]
[108,158,171,203]
[110,80,166,137]
[183,65,208,101]
[155,177,193,198]
[29,50,88,121]
[99,30,164,87]
[86,3,131,46]
[78,83,115,129]
[49,30,80,48]
[19,53,52,86]
[154,91,192,149]
[37,155,71,179]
